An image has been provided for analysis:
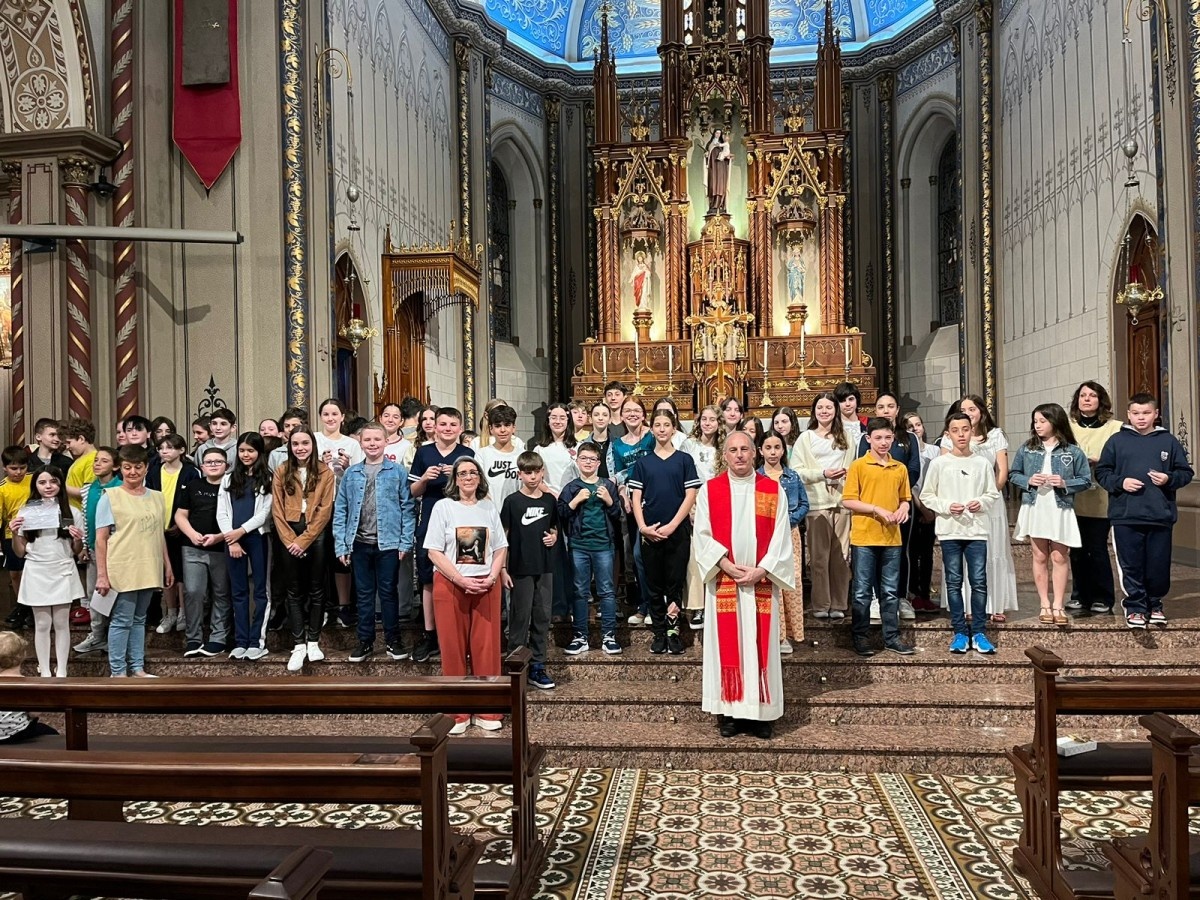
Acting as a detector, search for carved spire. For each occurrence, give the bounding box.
[824,0,837,46]
[599,0,612,61]
[593,0,619,143]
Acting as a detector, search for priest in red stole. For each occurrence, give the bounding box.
[695,430,795,739]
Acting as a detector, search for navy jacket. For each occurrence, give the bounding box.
[1095,426,1194,526]
[857,429,922,487]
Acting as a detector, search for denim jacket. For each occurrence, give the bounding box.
[1009,443,1092,509]
[332,458,416,556]
[757,465,810,528]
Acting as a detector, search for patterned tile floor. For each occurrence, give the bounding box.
[4,768,1198,900]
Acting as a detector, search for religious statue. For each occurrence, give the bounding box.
[786,244,806,304]
[704,129,732,215]
[630,250,651,307]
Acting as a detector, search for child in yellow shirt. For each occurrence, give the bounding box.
[0,446,33,627]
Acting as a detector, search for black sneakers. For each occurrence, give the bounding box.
[412,630,440,663]
[386,641,411,660]
[666,618,684,655]
[649,634,668,654]
[348,642,375,663]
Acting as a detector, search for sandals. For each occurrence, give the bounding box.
[1052,608,1069,627]
[990,614,1007,624]
[1039,607,1054,625]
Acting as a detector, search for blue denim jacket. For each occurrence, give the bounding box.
[757,466,810,528]
[332,459,416,556]
[1009,443,1092,509]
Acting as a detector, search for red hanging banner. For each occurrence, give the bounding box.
[172,0,241,190]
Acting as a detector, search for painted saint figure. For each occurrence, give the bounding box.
[630,251,651,308]
[786,244,806,304]
[705,130,732,215]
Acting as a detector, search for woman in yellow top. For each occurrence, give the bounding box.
[1067,382,1125,615]
[94,445,175,677]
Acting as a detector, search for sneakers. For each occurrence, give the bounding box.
[829,611,845,620]
[691,611,705,627]
[971,633,997,655]
[666,620,684,655]
[528,666,556,690]
[853,642,875,658]
[449,718,470,736]
[898,599,916,621]
[813,610,830,619]
[386,641,411,660]
[1126,613,1148,630]
[1149,610,1168,627]
[412,630,440,663]
[910,596,939,613]
[564,634,590,655]
[73,634,107,654]
[243,647,269,661]
[198,641,226,657]
[949,633,970,654]
[885,642,916,656]
[649,634,668,654]
[349,642,375,663]
[183,640,204,657]
[473,716,503,731]
[779,639,794,655]
[228,647,246,660]
[1065,598,1084,611]
[70,606,91,626]
[154,611,177,634]
[1090,602,1115,614]
[287,644,307,672]
[627,612,647,625]
[335,607,355,629]
[602,634,622,655]
[306,641,325,662]
[175,615,186,632]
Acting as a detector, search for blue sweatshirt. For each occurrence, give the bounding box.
[1095,425,1194,526]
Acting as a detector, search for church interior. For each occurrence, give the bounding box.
[0,0,1200,898]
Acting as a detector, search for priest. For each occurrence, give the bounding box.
[695,430,795,739]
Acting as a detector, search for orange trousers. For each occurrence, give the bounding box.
[432,572,502,723]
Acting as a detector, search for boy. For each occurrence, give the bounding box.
[557,441,622,655]
[920,413,1000,654]
[476,405,522,510]
[193,408,238,466]
[409,407,474,662]
[588,401,615,479]
[174,447,230,656]
[73,446,122,654]
[63,419,98,509]
[500,451,559,689]
[841,418,913,657]
[28,418,72,473]
[1095,393,1194,629]
[333,422,416,662]
[399,396,422,441]
[603,381,628,438]
[0,447,32,629]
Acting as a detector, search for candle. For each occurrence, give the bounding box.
[601,346,608,380]
[762,340,769,374]
[844,336,851,367]
[799,325,806,364]
[668,344,674,374]
[634,330,640,372]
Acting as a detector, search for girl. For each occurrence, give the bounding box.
[314,398,364,628]
[608,399,655,625]
[258,418,281,439]
[682,405,723,626]
[406,404,438,468]
[272,428,335,672]
[742,416,766,448]
[151,417,176,442]
[902,411,941,612]
[719,397,744,432]
[474,398,527,451]
[629,410,701,654]
[771,407,802,464]
[652,398,688,449]
[10,467,84,677]
[190,417,211,454]
[793,393,854,619]
[1067,382,1124,614]
[569,402,591,442]
[73,447,121,656]
[939,394,1019,622]
[219,432,275,660]
[1010,403,1091,626]
[149,433,198,634]
[758,431,809,652]
[532,403,578,620]
[833,381,866,448]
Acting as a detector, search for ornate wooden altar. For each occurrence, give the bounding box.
[572,0,877,415]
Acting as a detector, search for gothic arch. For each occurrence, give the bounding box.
[0,0,96,134]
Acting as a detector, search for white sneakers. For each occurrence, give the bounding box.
[155,611,177,634]
[779,640,794,654]
[449,719,470,735]
[287,644,307,672]
[473,716,502,731]
[306,642,324,662]
[243,647,269,661]
[899,599,917,621]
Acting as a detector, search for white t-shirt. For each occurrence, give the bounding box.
[315,433,365,475]
[681,437,719,482]
[422,497,508,577]
[475,444,522,510]
[534,441,577,494]
[383,437,413,470]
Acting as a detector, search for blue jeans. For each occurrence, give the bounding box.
[107,588,155,676]
[551,541,573,619]
[352,542,401,644]
[940,539,988,636]
[851,545,902,645]
[571,547,618,637]
[228,532,271,651]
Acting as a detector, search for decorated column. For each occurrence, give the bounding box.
[111,0,140,418]
[879,72,897,384]
[3,161,23,443]
[545,96,562,400]
[59,157,94,420]
[454,38,476,423]
[279,0,309,408]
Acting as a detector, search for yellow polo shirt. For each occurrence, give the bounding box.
[843,453,911,547]
[67,451,97,511]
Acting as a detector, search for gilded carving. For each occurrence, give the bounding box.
[280,0,309,406]
[978,0,996,410]
[454,36,475,423]
[547,95,562,400]
[879,72,896,383]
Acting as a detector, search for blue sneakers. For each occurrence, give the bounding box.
[971,633,997,655]
[528,666,556,690]
[949,633,970,654]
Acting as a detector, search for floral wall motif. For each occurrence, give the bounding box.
[0,0,95,133]
[487,0,569,57]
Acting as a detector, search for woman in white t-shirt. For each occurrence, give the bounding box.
[314,398,364,624]
[424,456,508,735]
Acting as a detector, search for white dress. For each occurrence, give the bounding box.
[17,507,84,607]
[939,429,1019,615]
[1014,444,1082,547]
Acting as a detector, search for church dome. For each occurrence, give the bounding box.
[480,0,935,69]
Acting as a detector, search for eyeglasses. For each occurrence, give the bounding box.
[202,460,226,466]
[456,471,480,479]
[576,456,599,463]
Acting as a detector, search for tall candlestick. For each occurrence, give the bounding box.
[799,325,805,364]
[601,346,608,380]
[668,344,673,374]
[844,336,851,367]
[762,340,770,375]
[634,330,640,372]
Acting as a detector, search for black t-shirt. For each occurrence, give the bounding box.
[409,443,475,538]
[588,434,613,480]
[30,451,73,474]
[500,491,558,577]
[176,478,222,551]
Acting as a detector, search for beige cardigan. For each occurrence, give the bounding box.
[791,430,857,510]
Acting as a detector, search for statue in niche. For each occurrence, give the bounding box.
[630,250,652,308]
[786,243,806,304]
[704,129,732,214]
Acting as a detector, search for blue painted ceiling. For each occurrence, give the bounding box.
[482,0,935,68]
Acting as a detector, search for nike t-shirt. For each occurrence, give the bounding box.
[500,491,558,577]
[475,444,522,511]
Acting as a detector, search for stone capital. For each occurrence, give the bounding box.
[58,155,94,187]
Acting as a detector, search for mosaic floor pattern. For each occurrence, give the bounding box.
[2,769,1197,900]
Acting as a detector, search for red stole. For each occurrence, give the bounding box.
[708,472,777,704]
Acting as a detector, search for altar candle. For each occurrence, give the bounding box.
[668,344,673,374]
[634,330,640,371]
[762,340,770,375]
[601,346,608,380]
[799,325,806,363]
[844,337,851,367]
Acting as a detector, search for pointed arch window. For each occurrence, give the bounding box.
[936,136,962,326]
[489,161,513,342]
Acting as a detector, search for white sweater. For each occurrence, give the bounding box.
[919,453,1000,539]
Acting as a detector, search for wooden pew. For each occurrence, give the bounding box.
[0,650,542,900]
[1007,647,1200,900]
[1103,713,1200,900]
[0,716,478,900]
[247,847,332,900]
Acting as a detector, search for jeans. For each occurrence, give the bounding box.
[908,516,936,599]
[1113,523,1172,616]
[352,542,401,644]
[571,547,617,637]
[181,547,231,645]
[940,539,988,636]
[228,532,271,651]
[509,573,552,663]
[550,541,572,619]
[1070,516,1115,610]
[851,545,902,645]
[107,588,155,676]
[641,525,691,636]
[396,552,417,621]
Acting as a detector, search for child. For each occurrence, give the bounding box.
[193,407,239,466]
[841,417,913,657]
[9,467,84,676]
[558,442,621,655]
[629,409,701,655]
[0,446,33,630]
[682,405,723,627]
[174,447,230,657]
[1095,393,1194,629]
[570,402,591,442]
[587,401,614,479]
[315,398,365,628]
[62,418,98,511]
[272,428,335,671]
[476,405,522,511]
[902,412,940,612]
[500,451,559,689]
[218,432,276,660]
[602,381,629,438]
[0,632,60,742]
[758,431,809,653]
[409,407,474,663]
[919,412,1000,653]
[333,422,415,663]
[191,416,212,454]
[833,381,866,448]
[149,433,199,634]
[609,399,654,625]
[28,418,72,473]
[1010,403,1092,627]
[73,447,121,655]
